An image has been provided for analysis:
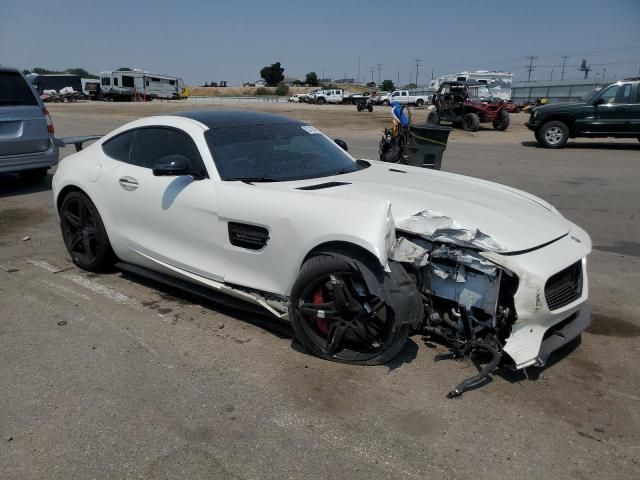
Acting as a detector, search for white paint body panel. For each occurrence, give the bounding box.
[52,114,591,369]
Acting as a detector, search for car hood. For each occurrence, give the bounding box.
[533,101,588,113]
[272,162,571,253]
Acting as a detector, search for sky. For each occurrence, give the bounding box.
[1,0,639,86]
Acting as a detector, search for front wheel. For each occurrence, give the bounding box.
[316,97,326,105]
[426,111,439,125]
[367,104,373,112]
[60,192,115,271]
[538,120,569,148]
[290,253,413,365]
[462,112,480,131]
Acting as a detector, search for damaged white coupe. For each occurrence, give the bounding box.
[52,110,591,397]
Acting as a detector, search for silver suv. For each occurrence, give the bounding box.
[0,66,59,181]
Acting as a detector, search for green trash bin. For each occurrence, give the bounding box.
[406,124,452,170]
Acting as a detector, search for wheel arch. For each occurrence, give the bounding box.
[56,184,88,213]
[302,240,385,271]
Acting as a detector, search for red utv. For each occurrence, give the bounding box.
[427,81,510,132]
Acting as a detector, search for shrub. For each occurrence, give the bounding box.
[255,87,269,96]
[275,83,289,96]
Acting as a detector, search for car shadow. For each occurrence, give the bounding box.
[0,172,53,198]
[521,140,640,150]
[117,269,293,339]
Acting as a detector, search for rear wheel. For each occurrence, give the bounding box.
[60,192,115,271]
[290,254,411,365]
[493,109,510,131]
[367,104,373,112]
[462,112,480,131]
[538,120,569,148]
[19,168,48,183]
[316,97,326,105]
[415,99,424,107]
[356,103,363,112]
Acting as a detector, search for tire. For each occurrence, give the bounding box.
[356,103,363,112]
[426,111,439,125]
[290,253,411,365]
[316,97,326,105]
[462,112,480,132]
[59,192,115,272]
[415,99,424,107]
[538,120,569,148]
[367,104,373,112]
[19,168,48,183]
[493,109,510,131]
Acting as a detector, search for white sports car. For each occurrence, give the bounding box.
[53,110,591,396]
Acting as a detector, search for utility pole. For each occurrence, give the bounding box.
[414,58,421,87]
[322,68,325,81]
[601,68,606,79]
[370,66,375,84]
[550,69,554,81]
[397,71,400,85]
[431,68,434,80]
[376,63,382,84]
[525,55,538,82]
[560,56,569,81]
[357,57,361,84]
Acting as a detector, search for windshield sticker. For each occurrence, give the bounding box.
[301,125,321,135]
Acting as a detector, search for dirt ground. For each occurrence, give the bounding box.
[1,101,639,479]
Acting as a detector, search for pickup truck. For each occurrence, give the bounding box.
[309,89,368,105]
[525,79,640,148]
[385,90,430,107]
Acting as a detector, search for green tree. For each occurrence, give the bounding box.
[260,62,285,87]
[305,71,319,86]
[381,79,395,91]
[404,83,417,89]
[65,68,97,78]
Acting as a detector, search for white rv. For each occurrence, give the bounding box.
[429,71,513,100]
[98,70,185,100]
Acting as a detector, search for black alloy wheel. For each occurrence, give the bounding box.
[60,192,114,271]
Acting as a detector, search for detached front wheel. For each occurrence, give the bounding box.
[290,253,412,365]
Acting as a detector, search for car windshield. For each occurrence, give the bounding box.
[205,123,362,181]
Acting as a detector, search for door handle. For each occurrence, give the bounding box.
[118,176,139,191]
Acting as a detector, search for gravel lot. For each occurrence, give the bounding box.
[1,101,639,479]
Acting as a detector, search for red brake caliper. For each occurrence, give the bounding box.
[313,287,330,337]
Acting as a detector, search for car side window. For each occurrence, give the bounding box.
[598,84,631,104]
[129,127,207,177]
[632,85,640,104]
[102,131,136,162]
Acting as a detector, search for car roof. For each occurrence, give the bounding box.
[0,66,21,74]
[174,110,304,129]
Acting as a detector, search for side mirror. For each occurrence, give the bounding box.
[334,139,349,152]
[152,154,192,177]
[593,97,605,106]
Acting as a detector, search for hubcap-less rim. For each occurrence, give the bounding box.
[61,198,100,264]
[545,126,564,145]
[297,272,391,360]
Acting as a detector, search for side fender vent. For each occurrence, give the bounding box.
[228,222,269,250]
[297,181,351,191]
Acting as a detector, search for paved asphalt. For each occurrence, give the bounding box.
[1,105,639,479]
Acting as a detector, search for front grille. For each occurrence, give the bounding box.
[544,261,583,311]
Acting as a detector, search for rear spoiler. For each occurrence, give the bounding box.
[54,135,102,152]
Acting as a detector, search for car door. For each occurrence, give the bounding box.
[629,83,640,135]
[101,126,226,281]
[592,83,633,134]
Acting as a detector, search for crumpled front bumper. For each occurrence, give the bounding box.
[482,225,592,369]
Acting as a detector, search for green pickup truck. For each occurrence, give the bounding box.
[526,79,640,148]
